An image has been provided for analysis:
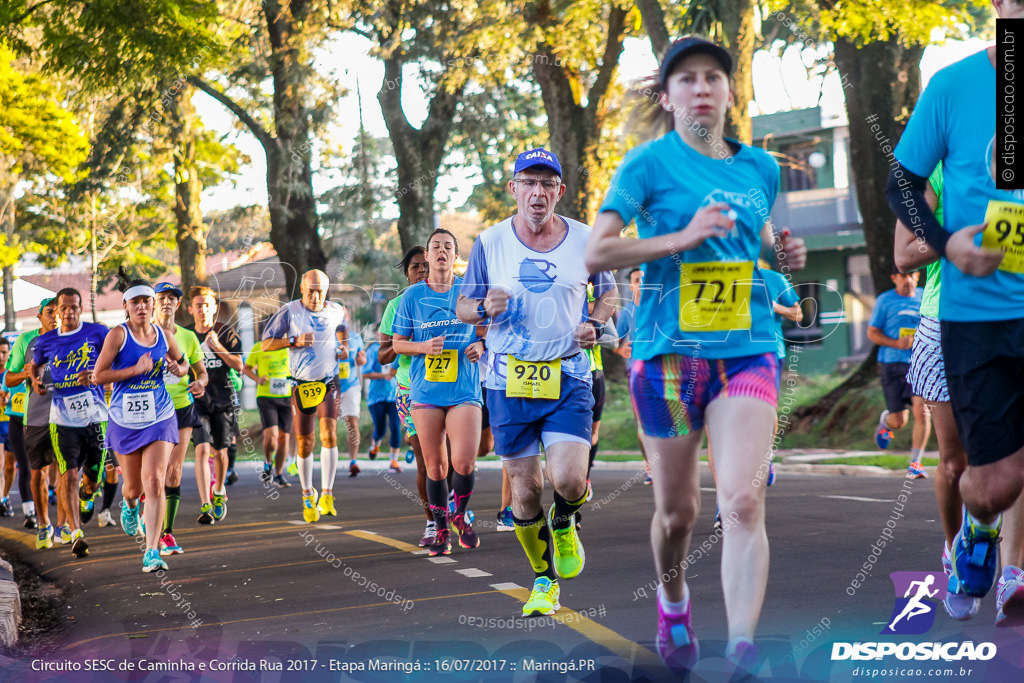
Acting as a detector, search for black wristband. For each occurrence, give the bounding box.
[288,335,296,348]
[177,355,186,364]
[588,319,606,338]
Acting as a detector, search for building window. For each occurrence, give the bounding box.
[784,281,823,347]
[778,143,821,192]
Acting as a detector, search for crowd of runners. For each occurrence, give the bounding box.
[1,15,1022,674]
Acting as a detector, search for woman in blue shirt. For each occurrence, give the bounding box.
[584,37,807,673]
[94,274,189,573]
[393,229,484,557]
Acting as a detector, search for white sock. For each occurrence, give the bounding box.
[910,447,923,462]
[213,487,226,497]
[878,410,890,430]
[24,501,35,515]
[657,582,689,615]
[321,447,339,492]
[298,455,314,492]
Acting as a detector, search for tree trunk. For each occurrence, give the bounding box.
[834,35,924,295]
[720,0,756,144]
[168,84,208,313]
[531,4,626,224]
[635,0,670,59]
[378,53,465,252]
[2,184,13,331]
[265,0,326,300]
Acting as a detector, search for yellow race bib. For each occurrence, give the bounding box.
[11,392,26,414]
[679,261,754,332]
[296,381,328,410]
[338,363,350,380]
[983,200,1024,274]
[506,357,561,400]
[425,350,457,383]
[899,327,916,340]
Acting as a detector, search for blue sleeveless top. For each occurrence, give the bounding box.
[108,323,176,428]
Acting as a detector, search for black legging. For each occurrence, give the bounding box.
[7,416,33,504]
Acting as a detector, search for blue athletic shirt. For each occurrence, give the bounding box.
[363,341,397,405]
[869,288,923,364]
[33,322,109,427]
[3,370,27,419]
[762,270,799,360]
[600,131,781,360]
[262,300,348,382]
[108,324,176,429]
[337,330,364,393]
[895,50,1024,322]
[461,216,615,390]
[617,299,636,343]
[392,277,482,406]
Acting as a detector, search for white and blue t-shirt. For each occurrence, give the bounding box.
[262,300,348,382]
[869,288,923,364]
[600,131,781,360]
[461,216,615,391]
[393,277,482,407]
[895,50,1024,322]
[363,341,397,406]
[762,270,799,361]
[33,322,109,427]
[337,330,364,393]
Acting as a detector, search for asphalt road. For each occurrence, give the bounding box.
[0,458,1022,683]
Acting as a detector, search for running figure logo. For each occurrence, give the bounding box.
[51,341,95,372]
[883,571,946,635]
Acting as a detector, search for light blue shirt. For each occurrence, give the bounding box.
[762,270,799,360]
[600,131,781,360]
[363,342,397,405]
[869,288,923,364]
[895,50,1024,322]
[337,331,364,393]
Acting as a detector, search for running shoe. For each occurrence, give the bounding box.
[714,508,723,532]
[98,509,116,528]
[548,504,585,579]
[80,490,98,525]
[196,503,215,525]
[55,524,72,545]
[368,444,379,460]
[949,509,1001,598]
[726,639,760,675]
[428,527,451,556]
[24,512,38,529]
[388,460,402,473]
[766,460,776,486]
[317,492,337,517]
[644,472,653,485]
[225,469,238,486]
[496,507,515,532]
[261,463,272,482]
[656,587,699,673]
[875,427,894,449]
[906,461,927,479]
[419,521,437,547]
[121,502,142,537]
[212,492,227,521]
[349,460,360,477]
[405,448,414,464]
[0,497,11,517]
[273,473,291,488]
[286,459,299,476]
[160,532,184,556]
[446,491,475,523]
[35,524,54,550]
[142,548,168,573]
[522,576,560,617]
[995,565,1024,626]
[70,529,89,558]
[450,512,480,549]
[585,479,593,502]
[302,488,320,523]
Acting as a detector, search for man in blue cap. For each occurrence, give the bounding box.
[457,148,616,617]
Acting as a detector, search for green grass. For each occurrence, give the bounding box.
[812,456,938,468]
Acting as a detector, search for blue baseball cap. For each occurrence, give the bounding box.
[514,148,562,177]
[660,36,733,88]
[154,282,184,298]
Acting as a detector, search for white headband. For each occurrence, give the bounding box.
[123,285,155,302]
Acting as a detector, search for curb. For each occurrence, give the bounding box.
[0,553,20,649]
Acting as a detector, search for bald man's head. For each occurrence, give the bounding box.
[300,269,330,311]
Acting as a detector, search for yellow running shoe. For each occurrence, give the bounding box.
[302,488,320,523]
[522,576,560,617]
[317,492,337,516]
[549,504,585,579]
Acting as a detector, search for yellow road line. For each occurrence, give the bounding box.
[60,589,501,651]
[494,586,659,665]
[345,529,422,553]
[0,525,37,550]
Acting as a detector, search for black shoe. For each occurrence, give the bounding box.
[260,464,272,482]
[24,513,37,529]
[71,533,89,558]
[0,498,8,517]
[273,473,291,488]
[226,470,238,486]
[197,503,215,525]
